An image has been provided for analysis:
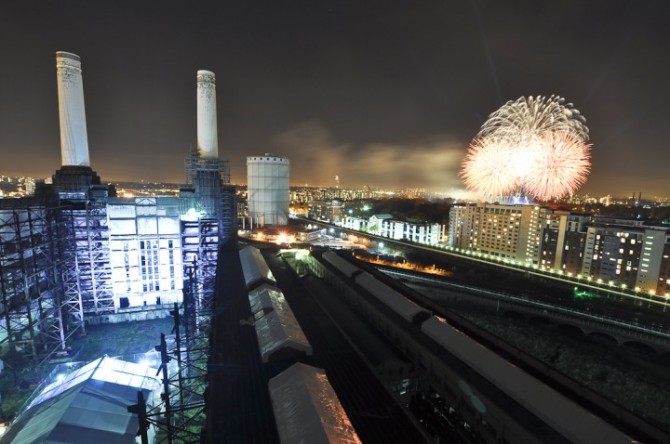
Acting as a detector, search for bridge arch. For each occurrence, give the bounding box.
[556,323,585,338]
[657,352,670,365]
[528,315,553,326]
[587,331,619,347]
[621,340,657,356]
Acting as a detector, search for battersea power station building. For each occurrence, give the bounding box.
[0,52,235,365]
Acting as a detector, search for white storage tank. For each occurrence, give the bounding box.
[247,154,290,226]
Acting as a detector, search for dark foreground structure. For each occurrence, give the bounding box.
[204,241,426,443]
[204,242,670,443]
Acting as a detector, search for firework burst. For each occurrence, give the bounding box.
[460,95,592,201]
[524,132,592,200]
[478,95,589,143]
[460,137,519,197]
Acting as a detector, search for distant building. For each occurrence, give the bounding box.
[448,203,549,264]
[378,218,444,245]
[24,178,37,196]
[540,211,591,274]
[448,204,670,295]
[338,213,443,246]
[308,199,343,224]
[578,217,670,293]
[340,216,368,232]
[580,218,646,288]
[295,227,323,243]
[367,214,394,233]
[540,213,590,274]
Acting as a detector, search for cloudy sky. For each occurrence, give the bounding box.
[1,1,669,197]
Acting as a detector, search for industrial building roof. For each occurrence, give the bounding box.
[248,283,313,363]
[1,357,160,444]
[268,362,361,444]
[248,283,286,314]
[370,214,394,220]
[240,245,277,288]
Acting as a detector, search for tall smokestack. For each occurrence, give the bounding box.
[56,51,90,167]
[197,70,218,159]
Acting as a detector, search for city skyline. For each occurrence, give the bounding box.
[1,1,669,197]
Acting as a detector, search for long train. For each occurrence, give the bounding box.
[317,250,638,444]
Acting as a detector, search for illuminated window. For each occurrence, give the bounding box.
[123,242,131,293]
[140,240,160,292]
[168,240,175,290]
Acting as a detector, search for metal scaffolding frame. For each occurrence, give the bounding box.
[63,202,114,315]
[131,219,218,443]
[181,219,218,332]
[220,184,237,244]
[184,147,235,244]
[184,147,230,186]
[0,201,82,366]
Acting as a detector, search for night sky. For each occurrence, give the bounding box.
[1,1,669,197]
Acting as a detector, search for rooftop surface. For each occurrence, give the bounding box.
[205,240,426,443]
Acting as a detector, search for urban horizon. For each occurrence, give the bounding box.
[3,173,670,204]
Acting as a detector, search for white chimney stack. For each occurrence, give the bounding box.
[196,70,218,159]
[56,51,90,167]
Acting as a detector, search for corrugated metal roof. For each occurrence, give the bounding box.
[240,245,277,288]
[1,357,161,444]
[248,280,312,363]
[269,363,361,444]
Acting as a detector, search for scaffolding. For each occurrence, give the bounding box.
[181,219,219,330]
[165,242,216,442]
[183,147,236,244]
[184,147,230,186]
[130,219,218,443]
[62,202,114,315]
[0,200,82,367]
[220,184,237,244]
